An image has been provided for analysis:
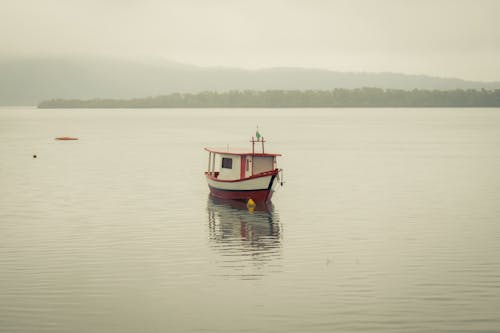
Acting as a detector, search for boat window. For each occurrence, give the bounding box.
[246,158,250,171]
[222,157,233,169]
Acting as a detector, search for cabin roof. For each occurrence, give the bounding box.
[204,147,281,157]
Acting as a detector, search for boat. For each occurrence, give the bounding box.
[204,133,283,203]
[55,137,78,140]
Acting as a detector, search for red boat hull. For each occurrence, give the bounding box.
[206,169,278,203]
[208,186,274,202]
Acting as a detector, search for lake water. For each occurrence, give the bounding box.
[1,107,500,332]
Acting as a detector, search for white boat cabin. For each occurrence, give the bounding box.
[205,138,281,181]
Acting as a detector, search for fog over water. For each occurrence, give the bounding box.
[1,0,500,81]
[1,107,500,332]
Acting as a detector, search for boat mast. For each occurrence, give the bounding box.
[250,136,266,154]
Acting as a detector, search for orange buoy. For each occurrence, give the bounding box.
[55,137,78,140]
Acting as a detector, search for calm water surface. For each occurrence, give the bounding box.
[1,107,500,332]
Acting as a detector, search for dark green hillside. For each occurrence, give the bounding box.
[38,88,500,108]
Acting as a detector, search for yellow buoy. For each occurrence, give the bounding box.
[247,199,256,213]
[246,198,256,208]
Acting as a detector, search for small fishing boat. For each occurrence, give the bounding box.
[55,137,78,141]
[204,132,283,203]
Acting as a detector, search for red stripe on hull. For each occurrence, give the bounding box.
[208,186,274,202]
[205,169,278,182]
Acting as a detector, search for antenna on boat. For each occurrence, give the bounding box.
[252,125,265,154]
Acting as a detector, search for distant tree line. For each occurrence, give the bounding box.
[38,88,500,108]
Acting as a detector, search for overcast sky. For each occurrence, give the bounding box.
[1,0,499,81]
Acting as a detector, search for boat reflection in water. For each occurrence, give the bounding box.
[207,196,282,279]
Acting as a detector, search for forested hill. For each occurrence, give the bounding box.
[38,88,500,108]
[2,56,500,105]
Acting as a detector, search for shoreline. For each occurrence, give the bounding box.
[37,88,500,109]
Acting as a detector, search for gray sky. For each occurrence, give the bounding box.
[1,0,499,81]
